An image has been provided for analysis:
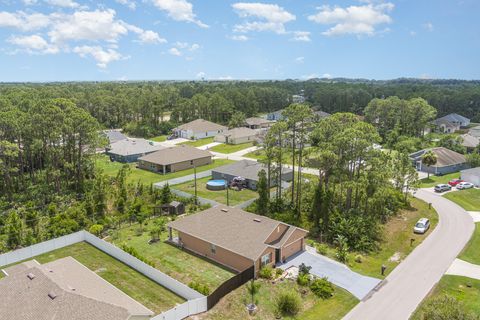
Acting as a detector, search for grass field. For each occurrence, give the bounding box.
[459,223,480,265]
[173,176,259,206]
[412,275,480,319]
[110,220,234,292]
[210,142,254,154]
[444,188,480,211]
[199,278,358,320]
[95,155,234,185]
[418,172,460,188]
[149,135,167,142]
[16,242,185,313]
[179,137,214,147]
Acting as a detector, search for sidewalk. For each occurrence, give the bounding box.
[446,258,480,280]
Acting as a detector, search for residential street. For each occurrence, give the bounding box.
[343,189,475,320]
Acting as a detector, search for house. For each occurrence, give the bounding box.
[266,110,284,121]
[106,138,164,163]
[461,167,480,187]
[102,129,128,144]
[211,159,293,190]
[0,257,153,320]
[138,145,212,174]
[469,125,480,138]
[433,113,471,133]
[245,117,274,130]
[460,134,480,152]
[292,94,306,104]
[155,201,185,215]
[214,127,258,145]
[313,110,331,120]
[173,119,227,140]
[167,206,308,275]
[409,147,468,175]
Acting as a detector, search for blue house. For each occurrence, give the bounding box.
[409,147,468,175]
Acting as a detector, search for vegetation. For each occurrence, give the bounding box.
[179,137,214,147]
[209,142,254,154]
[459,223,480,265]
[258,266,274,279]
[189,281,211,295]
[310,278,335,299]
[276,290,302,316]
[421,151,438,179]
[419,171,460,188]
[150,135,167,142]
[444,189,480,211]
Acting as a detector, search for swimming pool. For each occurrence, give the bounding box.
[206,179,227,191]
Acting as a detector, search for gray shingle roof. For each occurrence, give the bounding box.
[138,145,212,165]
[436,113,470,124]
[245,117,274,126]
[107,138,164,156]
[410,147,466,167]
[174,119,227,133]
[103,130,127,144]
[212,159,293,181]
[461,134,480,148]
[218,127,257,140]
[469,125,480,138]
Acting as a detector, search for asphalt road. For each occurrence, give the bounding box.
[343,188,475,320]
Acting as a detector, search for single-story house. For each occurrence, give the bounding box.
[167,206,308,275]
[460,134,480,152]
[292,94,306,104]
[0,257,153,320]
[461,167,480,187]
[106,138,164,163]
[214,127,258,145]
[155,201,185,215]
[102,129,128,144]
[469,125,480,138]
[245,117,274,130]
[433,118,461,133]
[173,119,227,140]
[138,145,212,174]
[409,147,468,175]
[211,159,293,190]
[266,110,284,121]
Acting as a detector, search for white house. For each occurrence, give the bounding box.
[173,119,227,140]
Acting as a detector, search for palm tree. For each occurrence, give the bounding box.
[421,150,438,179]
[246,279,261,313]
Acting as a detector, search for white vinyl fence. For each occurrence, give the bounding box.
[0,230,207,320]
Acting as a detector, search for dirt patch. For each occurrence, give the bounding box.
[388,252,401,263]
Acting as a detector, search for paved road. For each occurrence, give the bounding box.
[279,246,381,300]
[343,189,475,320]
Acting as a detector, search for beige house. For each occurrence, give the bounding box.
[173,119,227,140]
[245,117,274,130]
[0,257,153,320]
[214,127,258,145]
[168,206,308,275]
[138,145,212,174]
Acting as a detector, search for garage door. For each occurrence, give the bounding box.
[282,238,303,260]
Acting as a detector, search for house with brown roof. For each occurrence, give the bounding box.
[409,147,468,175]
[245,117,274,130]
[214,127,258,145]
[173,119,227,140]
[138,145,212,174]
[460,134,480,152]
[167,206,308,275]
[0,257,153,320]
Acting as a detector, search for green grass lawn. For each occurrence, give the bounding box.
[459,223,480,265]
[200,278,358,320]
[173,176,259,206]
[210,142,254,154]
[10,242,185,313]
[444,188,480,211]
[244,148,295,165]
[95,155,234,185]
[149,135,167,142]
[179,137,214,147]
[412,275,480,319]
[418,172,460,188]
[110,221,234,292]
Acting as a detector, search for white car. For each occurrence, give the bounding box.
[414,218,430,234]
[456,182,474,190]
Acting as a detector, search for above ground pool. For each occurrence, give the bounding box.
[206,179,227,191]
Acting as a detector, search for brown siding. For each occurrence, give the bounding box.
[264,224,288,244]
[178,231,253,272]
[256,247,275,275]
[170,156,212,173]
[281,229,308,260]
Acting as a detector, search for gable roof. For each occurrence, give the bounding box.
[174,119,227,133]
[469,125,480,138]
[410,147,466,167]
[168,206,306,261]
[107,138,164,156]
[245,117,274,126]
[103,130,127,144]
[218,127,257,140]
[461,134,480,148]
[212,159,292,181]
[138,145,212,165]
[436,113,470,124]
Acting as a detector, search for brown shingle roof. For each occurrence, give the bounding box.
[138,145,212,165]
[412,147,467,167]
[174,119,227,133]
[245,117,274,126]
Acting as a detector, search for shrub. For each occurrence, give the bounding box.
[275,268,284,277]
[354,254,363,263]
[276,290,301,316]
[335,236,349,263]
[310,278,334,299]
[120,243,155,267]
[259,266,273,279]
[420,295,478,320]
[316,243,328,255]
[188,281,211,295]
[298,263,311,276]
[297,273,310,286]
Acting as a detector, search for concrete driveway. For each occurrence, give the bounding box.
[279,246,381,300]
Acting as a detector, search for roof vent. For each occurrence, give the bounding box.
[253,218,262,223]
[27,273,35,280]
[221,208,229,213]
[68,285,76,292]
[48,292,57,300]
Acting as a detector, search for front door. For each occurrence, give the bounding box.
[275,248,281,264]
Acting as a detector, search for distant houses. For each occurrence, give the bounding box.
[433,113,470,133]
[460,134,480,152]
[106,138,164,163]
[409,147,468,175]
[214,127,258,145]
[245,117,274,130]
[461,167,480,187]
[266,110,284,121]
[173,119,227,140]
[102,129,128,145]
[469,125,480,138]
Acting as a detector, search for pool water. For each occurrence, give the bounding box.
[206,179,227,190]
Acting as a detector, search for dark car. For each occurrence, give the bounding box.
[434,184,452,193]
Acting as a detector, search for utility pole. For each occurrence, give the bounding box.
[194,165,198,205]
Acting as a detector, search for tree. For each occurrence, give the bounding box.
[256,169,269,215]
[160,183,172,205]
[466,151,480,167]
[150,217,167,241]
[228,111,246,128]
[246,279,261,309]
[89,224,104,236]
[5,211,23,249]
[421,151,438,179]
[420,295,479,320]
[392,152,419,200]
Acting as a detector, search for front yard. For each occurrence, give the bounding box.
[444,188,480,211]
[179,137,215,147]
[418,172,460,188]
[459,223,480,265]
[210,142,254,154]
[173,176,259,206]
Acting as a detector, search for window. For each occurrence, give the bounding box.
[190,160,194,165]
[211,244,216,254]
[261,253,271,267]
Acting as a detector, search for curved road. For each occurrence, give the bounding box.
[343,188,475,320]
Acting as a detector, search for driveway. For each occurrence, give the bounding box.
[343,189,475,320]
[279,246,381,300]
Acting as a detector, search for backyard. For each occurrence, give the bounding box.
[443,188,480,211]
[418,171,460,188]
[173,176,259,206]
[179,137,215,147]
[149,135,167,142]
[210,142,254,154]
[109,219,234,292]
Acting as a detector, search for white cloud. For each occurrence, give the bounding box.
[45,0,81,8]
[0,11,51,31]
[423,22,434,32]
[291,31,311,42]
[410,30,416,36]
[295,56,304,63]
[301,73,319,80]
[116,0,136,10]
[230,34,249,41]
[308,2,394,36]
[232,2,295,34]
[168,47,182,56]
[73,45,126,68]
[218,75,233,80]
[196,71,206,79]
[322,73,332,78]
[168,41,199,56]
[23,0,38,5]
[152,0,208,28]
[7,34,59,54]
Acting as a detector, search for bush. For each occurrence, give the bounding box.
[120,243,155,267]
[276,290,301,316]
[297,273,310,286]
[188,281,211,295]
[310,278,334,299]
[316,243,328,255]
[298,263,312,276]
[354,254,363,263]
[259,266,273,279]
[420,295,478,320]
[275,268,284,277]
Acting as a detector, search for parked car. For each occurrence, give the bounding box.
[414,218,430,234]
[434,184,451,192]
[448,179,463,186]
[457,182,474,190]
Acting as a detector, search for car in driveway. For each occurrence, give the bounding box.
[414,218,430,234]
[434,184,452,193]
[448,179,463,186]
[457,182,474,190]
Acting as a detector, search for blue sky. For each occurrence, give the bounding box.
[0,0,478,81]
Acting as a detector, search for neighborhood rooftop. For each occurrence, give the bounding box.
[107,138,164,156]
[435,113,470,123]
[213,159,292,181]
[218,127,257,139]
[245,117,274,126]
[174,119,227,133]
[412,147,467,167]
[138,145,212,165]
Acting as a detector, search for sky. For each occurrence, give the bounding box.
[0,0,479,82]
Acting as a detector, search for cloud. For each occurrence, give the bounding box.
[196,71,206,78]
[116,0,136,10]
[230,34,249,41]
[232,2,295,34]
[22,0,38,5]
[322,73,332,78]
[301,73,319,80]
[137,30,166,44]
[295,56,304,63]
[7,34,59,54]
[45,0,81,8]
[423,22,434,32]
[168,47,182,56]
[291,31,311,42]
[0,11,51,31]
[152,0,208,28]
[73,45,126,68]
[308,2,394,36]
